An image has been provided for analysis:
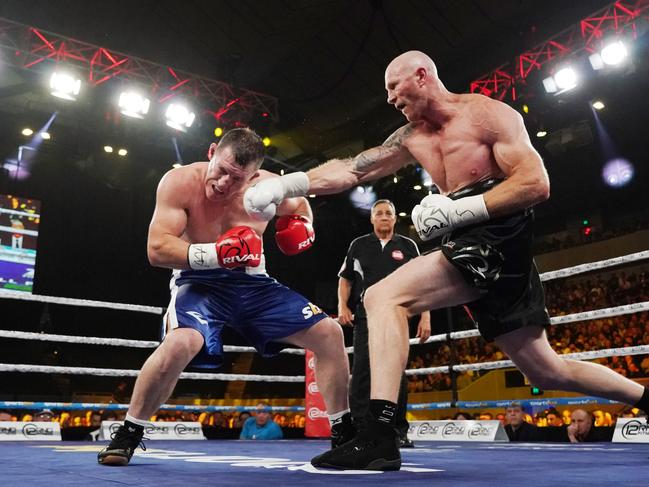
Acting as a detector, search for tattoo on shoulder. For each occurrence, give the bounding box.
[382,124,414,148]
[350,124,416,172]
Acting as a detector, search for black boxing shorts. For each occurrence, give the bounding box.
[440,178,550,342]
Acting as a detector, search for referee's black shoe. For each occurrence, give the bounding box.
[97,421,146,466]
[312,419,401,471]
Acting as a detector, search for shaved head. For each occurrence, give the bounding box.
[385,50,438,80]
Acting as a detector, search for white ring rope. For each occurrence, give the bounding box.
[1,251,648,382]
[0,290,163,314]
[413,301,649,345]
[539,250,649,282]
[0,250,645,315]
[1,343,646,382]
[3,301,648,357]
[0,363,304,382]
[407,344,649,376]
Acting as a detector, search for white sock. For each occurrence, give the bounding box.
[328,408,350,427]
[125,413,151,427]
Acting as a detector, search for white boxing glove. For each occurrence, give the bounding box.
[411,193,489,241]
[244,172,310,221]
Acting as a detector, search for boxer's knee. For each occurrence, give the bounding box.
[162,328,204,362]
[312,318,345,355]
[363,283,392,312]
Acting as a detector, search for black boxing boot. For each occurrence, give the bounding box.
[97,420,146,466]
[312,400,400,471]
[330,411,356,448]
[312,417,400,471]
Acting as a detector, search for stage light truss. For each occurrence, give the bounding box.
[0,17,279,123]
[470,0,649,101]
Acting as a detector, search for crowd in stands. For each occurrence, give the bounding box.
[533,216,649,254]
[407,268,649,393]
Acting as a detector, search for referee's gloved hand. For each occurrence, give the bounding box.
[337,304,354,326]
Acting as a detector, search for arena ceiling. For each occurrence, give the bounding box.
[0,0,615,163]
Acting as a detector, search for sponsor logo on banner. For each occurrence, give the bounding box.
[408,420,507,442]
[174,423,201,436]
[391,250,404,261]
[0,421,61,441]
[442,422,465,438]
[415,422,440,436]
[305,349,330,438]
[613,418,649,443]
[468,423,493,438]
[22,423,56,436]
[308,407,327,420]
[102,421,205,441]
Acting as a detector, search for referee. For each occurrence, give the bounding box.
[338,199,431,447]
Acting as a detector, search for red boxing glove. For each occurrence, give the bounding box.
[216,226,262,269]
[275,215,315,256]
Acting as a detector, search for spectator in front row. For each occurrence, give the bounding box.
[240,402,283,440]
[504,403,542,442]
[235,411,251,428]
[545,408,563,427]
[453,412,474,421]
[567,409,612,442]
[33,409,54,422]
[86,411,104,441]
[0,410,12,421]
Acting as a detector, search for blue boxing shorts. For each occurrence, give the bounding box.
[162,268,327,368]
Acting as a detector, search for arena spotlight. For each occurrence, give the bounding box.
[40,132,51,140]
[398,212,407,217]
[118,91,150,119]
[117,148,128,156]
[413,184,422,190]
[262,137,271,147]
[172,163,182,168]
[21,128,33,136]
[592,100,605,110]
[589,40,628,70]
[349,185,377,212]
[602,158,634,188]
[165,103,195,132]
[103,145,113,153]
[542,66,578,94]
[49,71,81,101]
[536,130,547,138]
[214,127,223,137]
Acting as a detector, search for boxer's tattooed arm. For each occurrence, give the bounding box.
[351,124,416,173]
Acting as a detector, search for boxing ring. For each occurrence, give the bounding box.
[1,250,649,485]
[4,440,648,486]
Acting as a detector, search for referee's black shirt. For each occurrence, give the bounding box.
[338,233,420,315]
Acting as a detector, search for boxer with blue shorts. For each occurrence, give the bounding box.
[163,268,327,368]
[99,128,354,467]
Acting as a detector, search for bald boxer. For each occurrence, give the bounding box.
[245,51,649,470]
[98,128,352,466]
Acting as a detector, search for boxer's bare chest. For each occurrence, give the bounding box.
[406,117,501,194]
[183,190,267,244]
